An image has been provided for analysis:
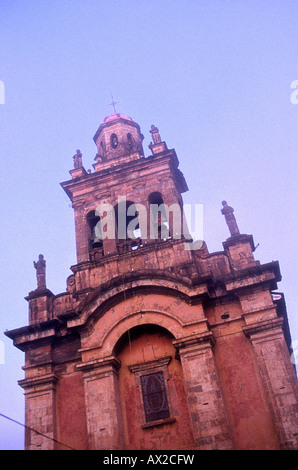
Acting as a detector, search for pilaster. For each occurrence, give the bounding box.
[77,355,124,450]
[72,202,89,263]
[173,332,233,450]
[19,373,58,450]
[243,318,298,449]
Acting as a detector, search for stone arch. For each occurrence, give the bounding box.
[72,270,204,330]
[148,191,169,240]
[86,209,103,252]
[110,132,119,149]
[111,322,195,449]
[113,323,175,355]
[98,307,186,357]
[75,272,207,362]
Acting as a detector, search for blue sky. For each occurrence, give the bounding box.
[0,0,297,449]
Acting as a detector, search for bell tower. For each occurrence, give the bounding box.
[61,112,189,269]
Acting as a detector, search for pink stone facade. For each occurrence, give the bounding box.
[6,113,298,450]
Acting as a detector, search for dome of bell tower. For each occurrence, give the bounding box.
[93,113,144,171]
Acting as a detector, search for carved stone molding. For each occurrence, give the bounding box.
[128,356,171,374]
[172,331,215,353]
[242,317,284,339]
[18,373,58,391]
[76,355,121,375]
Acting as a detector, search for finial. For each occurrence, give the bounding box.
[109,96,119,114]
[33,254,46,289]
[149,124,162,144]
[73,149,82,169]
[221,201,240,237]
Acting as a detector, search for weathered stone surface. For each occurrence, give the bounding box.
[5,113,298,450]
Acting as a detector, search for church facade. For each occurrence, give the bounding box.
[6,112,298,450]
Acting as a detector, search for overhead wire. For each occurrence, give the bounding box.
[0,412,77,450]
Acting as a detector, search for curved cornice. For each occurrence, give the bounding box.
[65,269,209,330]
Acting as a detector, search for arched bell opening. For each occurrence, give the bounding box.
[114,200,143,253]
[86,210,103,252]
[110,132,119,149]
[148,192,171,241]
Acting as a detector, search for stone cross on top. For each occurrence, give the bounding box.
[109,96,119,114]
[221,201,240,237]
